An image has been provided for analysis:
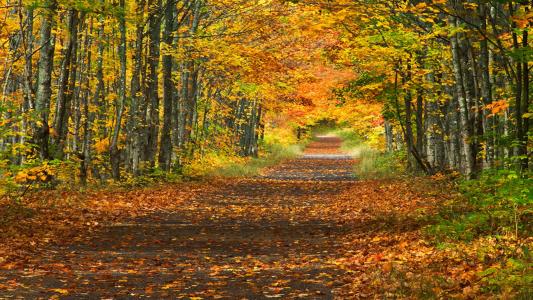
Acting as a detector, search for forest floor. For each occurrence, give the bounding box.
[0,137,499,299]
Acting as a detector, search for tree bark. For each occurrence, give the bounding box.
[520,27,529,170]
[80,17,94,185]
[128,0,146,176]
[415,90,424,158]
[479,2,494,168]
[145,0,162,167]
[34,0,57,160]
[158,0,176,171]
[384,120,394,152]
[53,9,79,159]
[110,0,127,180]
[449,15,475,178]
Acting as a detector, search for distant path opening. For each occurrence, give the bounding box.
[263,135,356,181]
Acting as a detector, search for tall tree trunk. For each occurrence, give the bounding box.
[479,2,494,168]
[384,120,394,152]
[53,9,79,159]
[520,27,529,170]
[110,0,127,180]
[34,0,57,160]
[449,15,475,178]
[73,17,90,157]
[158,0,176,171]
[145,0,162,167]
[512,21,524,169]
[80,18,94,185]
[21,6,34,112]
[415,90,424,157]
[128,0,146,175]
[178,63,189,148]
[458,35,478,175]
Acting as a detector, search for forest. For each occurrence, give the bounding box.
[0,0,531,298]
[0,0,530,183]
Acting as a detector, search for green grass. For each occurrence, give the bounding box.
[425,170,532,296]
[329,128,405,179]
[209,143,303,177]
[427,170,532,242]
[181,141,305,179]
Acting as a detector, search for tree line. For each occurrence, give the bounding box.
[1,0,530,188]
[0,0,292,185]
[326,0,531,178]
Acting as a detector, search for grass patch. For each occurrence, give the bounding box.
[331,128,405,179]
[210,143,303,177]
[425,169,532,296]
[353,148,405,179]
[183,142,304,178]
[427,170,532,241]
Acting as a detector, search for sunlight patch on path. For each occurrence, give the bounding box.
[261,136,356,181]
[302,154,352,160]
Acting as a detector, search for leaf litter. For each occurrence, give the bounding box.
[0,137,503,298]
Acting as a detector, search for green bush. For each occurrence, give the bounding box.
[425,170,532,296]
[478,255,532,295]
[428,170,532,242]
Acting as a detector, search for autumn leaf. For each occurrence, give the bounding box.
[51,289,69,295]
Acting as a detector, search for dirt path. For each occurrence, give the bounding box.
[0,136,444,299]
[0,136,358,299]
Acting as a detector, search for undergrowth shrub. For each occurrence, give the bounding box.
[354,149,405,179]
[427,170,532,296]
[334,128,405,178]
[210,143,302,177]
[428,170,532,241]
[121,166,182,187]
[1,159,68,202]
[183,136,303,178]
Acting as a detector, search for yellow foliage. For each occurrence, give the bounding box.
[94,138,110,154]
[14,164,55,184]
